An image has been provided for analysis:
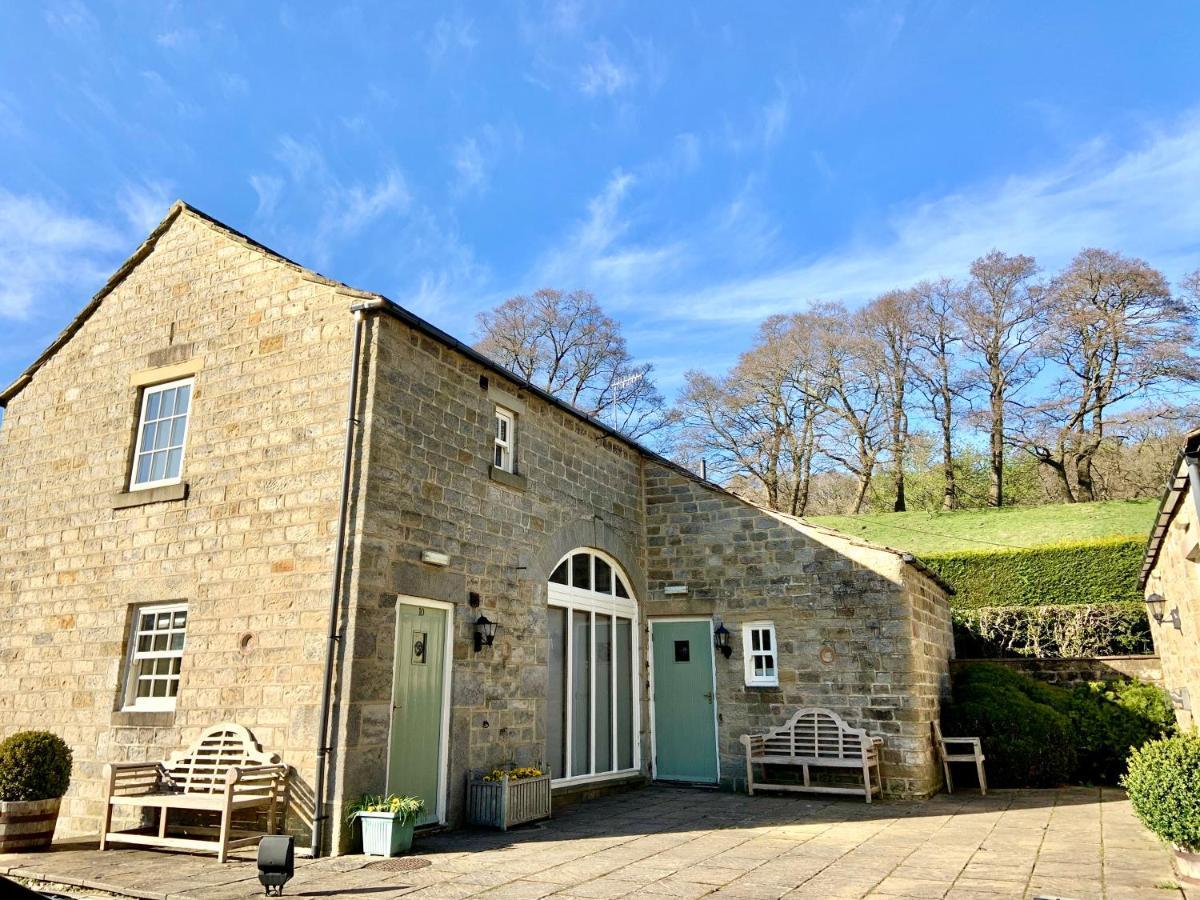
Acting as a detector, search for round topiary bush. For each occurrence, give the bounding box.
[1123,732,1200,852]
[0,731,73,802]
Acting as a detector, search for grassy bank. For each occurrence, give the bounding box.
[808,498,1157,557]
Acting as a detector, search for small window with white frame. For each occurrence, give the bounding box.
[742,621,778,687]
[493,406,515,473]
[130,377,193,490]
[123,603,188,711]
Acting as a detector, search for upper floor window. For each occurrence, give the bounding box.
[742,621,778,687]
[494,406,515,473]
[130,378,193,490]
[123,602,188,711]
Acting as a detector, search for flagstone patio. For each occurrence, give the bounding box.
[0,785,1184,900]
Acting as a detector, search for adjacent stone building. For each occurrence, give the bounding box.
[0,201,954,855]
[1140,429,1200,729]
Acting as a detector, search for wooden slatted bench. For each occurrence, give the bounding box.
[740,707,884,803]
[100,723,288,862]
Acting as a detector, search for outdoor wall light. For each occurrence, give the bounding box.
[474,614,497,652]
[257,835,294,896]
[713,622,733,659]
[1145,593,1166,625]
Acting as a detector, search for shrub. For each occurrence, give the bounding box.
[0,731,73,802]
[943,663,1172,787]
[925,536,1144,609]
[943,667,1076,787]
[1124,732,1200,852]
[952,602,1151,658]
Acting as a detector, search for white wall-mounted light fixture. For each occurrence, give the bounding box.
[421,550,450,567]
[663,584,688,595]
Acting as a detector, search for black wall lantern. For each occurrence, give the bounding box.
[474,614,497,652]
[1145,593,1183,629]
[713,622,733,659]
[1146,593,1166,625]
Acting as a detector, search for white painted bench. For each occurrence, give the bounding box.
[740,707,884,803]
[101,723,288,862]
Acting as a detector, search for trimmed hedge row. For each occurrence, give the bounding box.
[943,662,1174,787]
[953,602,1152,658]
[923,536,1144,609]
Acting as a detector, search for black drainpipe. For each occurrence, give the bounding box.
[311,304,373,857]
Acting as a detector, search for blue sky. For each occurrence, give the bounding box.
[3,1,1200,401]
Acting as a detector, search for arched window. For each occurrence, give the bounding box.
[546,549,638,784]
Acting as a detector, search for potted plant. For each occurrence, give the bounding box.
[1124,732,1200,885]
[0,731,73,852]
[347,794,424,856]
[466,765,551,831]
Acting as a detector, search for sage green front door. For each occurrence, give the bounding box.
[387,602,448,826]
[650,619,719,783]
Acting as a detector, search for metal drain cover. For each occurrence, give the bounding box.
[366,857,432,872]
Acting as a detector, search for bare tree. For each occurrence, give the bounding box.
[475,288,672,441]
[809,303,888,514]
[960,252,1047,507]
[675,315,824,514]
[1021,250,1199,500]
[860,290,920,511]
[910,278,968,509]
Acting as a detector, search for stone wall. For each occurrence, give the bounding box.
[642,463,953,798]
[0,209,352,841]
[329,311,649,850]
[1144,478,1200,729]
[951,656,1163,688]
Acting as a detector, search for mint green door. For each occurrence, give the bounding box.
[651,620,719,783]
[387,603,448,826]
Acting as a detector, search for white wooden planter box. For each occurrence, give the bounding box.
[466,771,551,831]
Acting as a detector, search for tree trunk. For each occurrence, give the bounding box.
[941,410,958,510]
[1074,451,1096,502]
[989,391,1004,507]
[1033,450,1075,503]
[893,469,906,512]
[850,472,871,514]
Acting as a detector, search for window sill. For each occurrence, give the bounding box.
[744,683,781,691]
[488,466,527,491]
[111,709,176,727]
[112,482,188,509]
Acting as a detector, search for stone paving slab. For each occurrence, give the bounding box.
[0,786,1185,900]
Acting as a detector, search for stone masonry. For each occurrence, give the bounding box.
[642,462,952,798]
[0,200,955,855]
[1142,451,1200,730]
[0,205,357,842]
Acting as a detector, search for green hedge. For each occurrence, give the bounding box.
[953,602,1152,658]
[943,662,1174,787]
[924,536,1144,609]
[1124,732,1200,852]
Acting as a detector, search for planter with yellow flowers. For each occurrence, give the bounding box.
[466,766,550,831]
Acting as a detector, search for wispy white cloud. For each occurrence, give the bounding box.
[659,111,1200,323]
[117,180,174,234]
[249,174,283,218]
[155,29,197,49]
[217,72,249,98]
[0,191,126,319]
[450,122,524,197]
[44,0,98,35]
[424,12,477,65]
[533,170,685,292]
[251,136,411,267]
[578,40,636,96]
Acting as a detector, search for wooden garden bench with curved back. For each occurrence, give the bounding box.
[739,707,884,803]
[101,723,288,862]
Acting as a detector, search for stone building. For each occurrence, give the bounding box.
[1140,428,1200,729]
[0,201,954,855]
